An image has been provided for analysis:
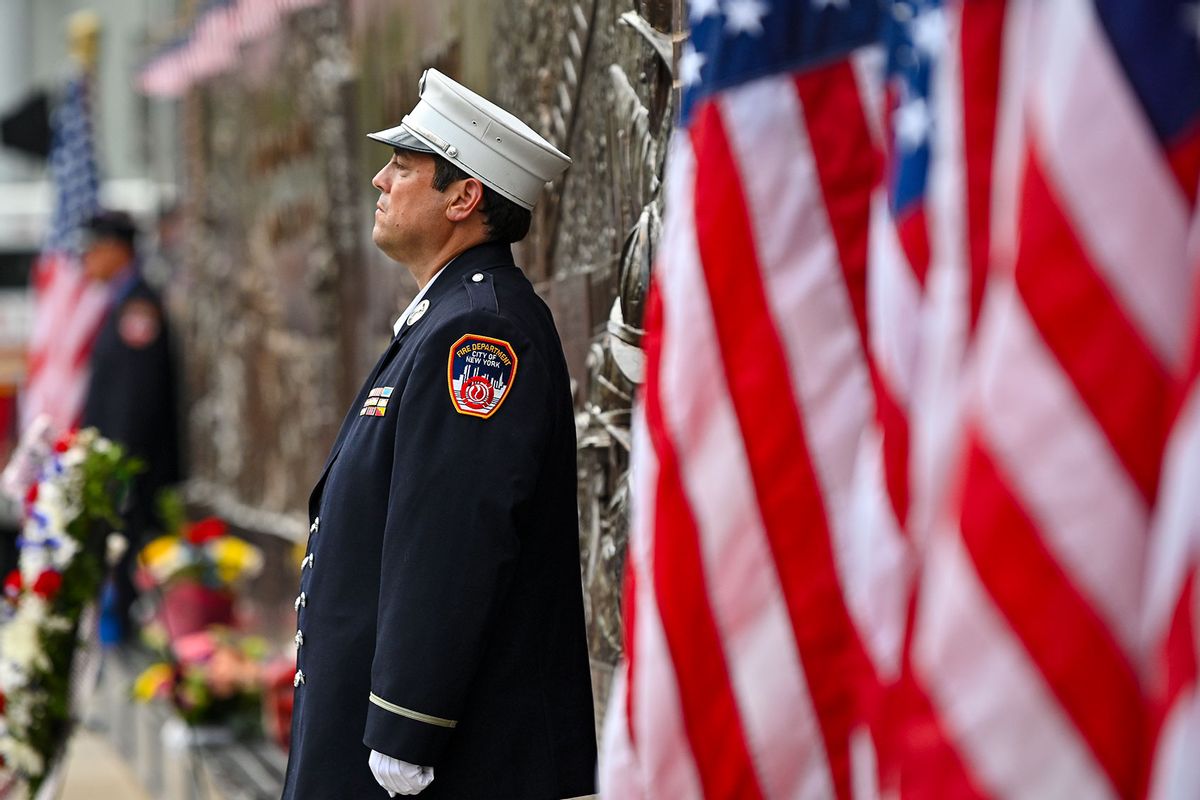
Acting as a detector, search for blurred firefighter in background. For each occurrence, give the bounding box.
[80,209,180,642]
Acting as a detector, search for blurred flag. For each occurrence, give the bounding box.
[189,0,239,82]
[139,0,329,98]
[902,0,1006,540]
[864,0,942,536]
[601,1,894,797]
[852,0,962,792]
[138,36,192,99]
[603,0,1200,797]
[899,1,1200,797]
[235,0,283,44]
[21,74,110,434]
[1143,241,1200,799]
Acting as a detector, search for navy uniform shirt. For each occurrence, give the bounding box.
[281,242,596,800]
[82,268,179,532]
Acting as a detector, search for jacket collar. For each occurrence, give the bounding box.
[392,241,515,337]
[420,241,514,304]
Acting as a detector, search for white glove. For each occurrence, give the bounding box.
[369,749,435,796]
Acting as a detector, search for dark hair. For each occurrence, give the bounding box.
[83,209,139,250]
[430,156,532,244]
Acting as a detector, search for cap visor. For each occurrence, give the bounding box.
[366,124,435,153]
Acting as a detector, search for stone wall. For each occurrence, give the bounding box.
[179,4,362,540]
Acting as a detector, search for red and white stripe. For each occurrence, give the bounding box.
[908,0,1006,535]
[21,254,111,433]
[603,51,911,797]
[901,0,1196,796]
[1143,198,1200,800]
[1143,383,1200,800]
[139,0,316,98]
[234,0,284,44]
[189,4,238,82]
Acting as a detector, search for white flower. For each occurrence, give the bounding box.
[49,535,79,573]
[20,516,45,546]
[29,499,67,545]
[0,737,44,775]
[2,687,37,731]
[0,598,52,673]
[18,548,49,586]
[38,481,70,520]
[59,446,85,470]
[0,659,27,695]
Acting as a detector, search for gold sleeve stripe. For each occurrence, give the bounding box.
[369,693,457,729]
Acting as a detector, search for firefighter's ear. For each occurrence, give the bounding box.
[445,177,485,223]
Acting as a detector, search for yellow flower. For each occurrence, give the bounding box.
[133,663,173,702]
[139,536,186,581]
[205,536,264,585]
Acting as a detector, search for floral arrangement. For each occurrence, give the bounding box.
[137,494,263,591]
[133,627,267,738]
[0,425,140,793]
[263,656,298,749]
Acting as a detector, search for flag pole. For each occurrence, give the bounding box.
[67,10,102,74]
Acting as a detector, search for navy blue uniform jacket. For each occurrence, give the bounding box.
[281,242,596,800]
[82,272,179,530]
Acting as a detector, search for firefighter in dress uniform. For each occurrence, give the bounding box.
[79,210,180,641]
[280,70,596,799]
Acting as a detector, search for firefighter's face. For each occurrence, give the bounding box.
[370,149,452,264]
[82,238,131,282]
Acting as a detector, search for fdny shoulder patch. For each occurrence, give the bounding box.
[118,299,161,349]
[447,334,518,419]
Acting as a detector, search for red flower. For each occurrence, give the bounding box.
[52,427,77,453]
[3,570,21,600]
[186,517,228,545]
[24,482,38,506]
[32,570,62,600]
[0,691,7,715]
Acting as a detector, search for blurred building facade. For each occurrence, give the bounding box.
[0,0,180,523]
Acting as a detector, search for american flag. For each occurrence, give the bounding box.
[1143,241,1200,799]
[898,0,1200,797]
[600,0,893,796]
[601,0,1200,797]
[21,74,111,436]
[138,0,327,98]
[189,0,239,82]
[138,36,193,100]
[1114,6,1200,794]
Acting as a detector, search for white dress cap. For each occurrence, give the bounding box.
[367,69,572,210]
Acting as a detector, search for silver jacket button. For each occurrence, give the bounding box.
[310,517,320,534]
[294,670,305,687]
[295,630,304,648]
[301,553,314,569]
[295,592,307,610]
[471,272,484,283]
